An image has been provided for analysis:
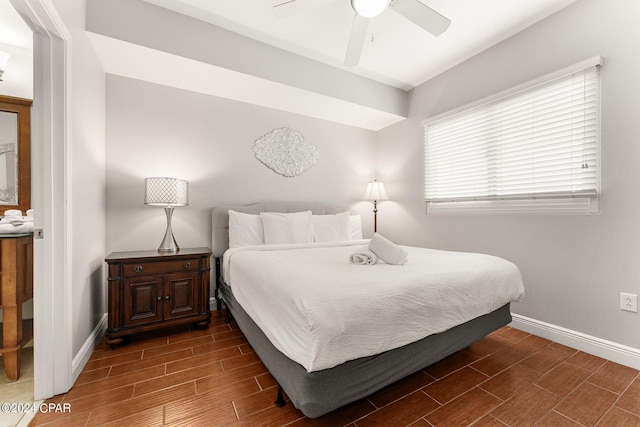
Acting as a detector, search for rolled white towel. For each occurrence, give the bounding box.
[3,209,22,217]
[349,245,379,265]
[368,233,408,265]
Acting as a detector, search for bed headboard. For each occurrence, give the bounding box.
[211,201,348,257]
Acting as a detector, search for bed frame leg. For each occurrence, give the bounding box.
[274,385,286,408]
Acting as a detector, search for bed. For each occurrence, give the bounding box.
[211,202,524,418]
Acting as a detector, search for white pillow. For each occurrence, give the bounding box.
[228,210,264,248]
[260,211,314,244]
[312,212,351,242]
[349,214,363,240]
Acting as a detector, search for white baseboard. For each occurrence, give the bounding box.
[510,314,640,370]
[71,313,108,383]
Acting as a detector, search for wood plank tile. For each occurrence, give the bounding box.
[82,350,143,372]
[133,361,224,396]
[471,415,510,426]
[167,326,220,344]
[28,323,640,427]
[195,362,268,394]
[533,411,582,426]
[566,350,606,371]
[192,336,250,356]
[465,334,509,357]
[426,387,501,427]
[507,334,551,356]
[367,371,435,408]
[164,402,238,427]
[225,403,304,426]
[29,410,91,427]
[356,391,440,427]
[98,405,164,427]
[142,337,213,359]
[287,399,376,427]
[535,362,590,397]
[490,385,560,426]
[32,385,133,424]
[255,372,278,390]
[597,406,640,427]
[491,326,530,344]
[221,351,262,371]
[109,348,193,377]
[164,378,261,424]
[470,348,525,377]
[616,377,640,416]
[424,349,480,379]
[56,385,135,414]
[74,366,110,386]
[554,382,618,426]
[423,367,489,405]
[479,364,541,401]
[547,342,578,355]
[64,365,165,401]
[587,360,639,393]
[519,346,571,374]
[213,328,245,342]
[234,385,282,419]
[86,382,196,425]
[165,347,241,374]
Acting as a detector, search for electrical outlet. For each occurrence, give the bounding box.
[620,292,638,312]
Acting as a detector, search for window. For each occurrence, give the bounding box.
[423,58,601,214]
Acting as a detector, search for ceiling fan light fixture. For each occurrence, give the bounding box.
[351,0,388,18]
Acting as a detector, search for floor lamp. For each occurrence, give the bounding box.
[364,180,388,233]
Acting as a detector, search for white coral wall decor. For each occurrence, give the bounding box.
[253,127,319,177]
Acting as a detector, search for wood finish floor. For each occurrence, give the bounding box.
[30,311,640,427]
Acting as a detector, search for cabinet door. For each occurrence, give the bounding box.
[164,272,199,319]
[123,276,163,326]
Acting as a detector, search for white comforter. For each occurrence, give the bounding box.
[223,241,524,372]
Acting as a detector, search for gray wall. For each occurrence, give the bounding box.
[105,75,377,255]
[378,0,640,349]
[49,0,107,359]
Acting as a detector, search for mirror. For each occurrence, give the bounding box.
[0,95,31,214]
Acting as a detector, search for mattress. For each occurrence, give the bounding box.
[223,241,524,372]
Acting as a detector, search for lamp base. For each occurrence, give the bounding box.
[158,207,179,253]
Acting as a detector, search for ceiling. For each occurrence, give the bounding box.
[1,0,581,129]
[141,0,579,91]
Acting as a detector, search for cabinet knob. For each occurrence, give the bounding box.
[165,295,170,300]
[157,296,162,301]
[183,261,191,268]
[134,265,144,273]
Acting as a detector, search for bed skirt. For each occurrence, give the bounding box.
[219,280,512,418]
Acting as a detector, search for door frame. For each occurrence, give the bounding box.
[10,0,72,399]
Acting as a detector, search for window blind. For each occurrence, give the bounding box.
[424,64,600,205]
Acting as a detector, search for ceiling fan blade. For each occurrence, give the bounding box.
[344,14,370,66]
[389,0,450,36]
[273,0,335,17]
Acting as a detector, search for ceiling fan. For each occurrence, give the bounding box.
[273,0,451,66]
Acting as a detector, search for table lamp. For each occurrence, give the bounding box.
[144,177,188,252]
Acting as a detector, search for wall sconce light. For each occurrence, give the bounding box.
[364,179,388,233]
[144,177,189,252]
[0,51,10,81]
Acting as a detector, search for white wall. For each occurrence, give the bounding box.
[105,75,376,255]
[50,0,107,358]
[378,0,640,349]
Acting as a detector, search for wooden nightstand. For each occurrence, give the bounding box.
[105,247,212,347]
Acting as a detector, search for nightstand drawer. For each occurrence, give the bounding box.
[123,258,199,277]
